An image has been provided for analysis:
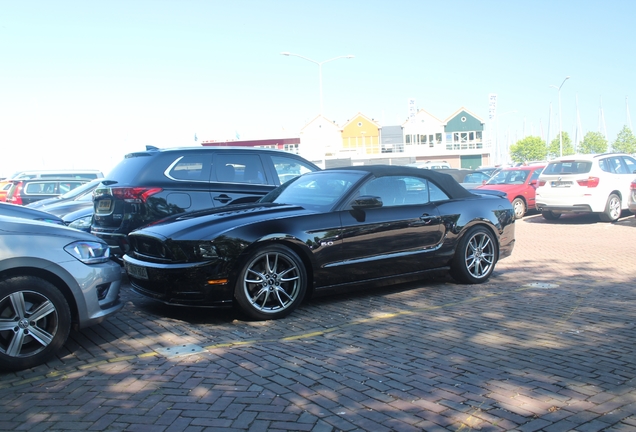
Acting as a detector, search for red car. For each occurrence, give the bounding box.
[475,165,545,219]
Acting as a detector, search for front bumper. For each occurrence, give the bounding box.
[123,254,234,307]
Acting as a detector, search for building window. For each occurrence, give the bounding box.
[283,144,299,154]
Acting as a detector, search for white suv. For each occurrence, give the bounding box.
[535,153,636,222]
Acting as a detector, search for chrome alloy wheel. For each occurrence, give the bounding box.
[0,290,59,358]
[242,251,302,315]
[464,231,495,279]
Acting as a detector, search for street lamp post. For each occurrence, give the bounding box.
[281,52,354,116]
[550,76,570,157]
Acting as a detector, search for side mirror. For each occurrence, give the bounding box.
[351,195,383,209]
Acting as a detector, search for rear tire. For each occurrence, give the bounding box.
[0,276,71,371]
[541,210,561,221]
[450,226,497,284]
[599,194,621,222]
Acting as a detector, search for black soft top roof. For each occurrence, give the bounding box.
[325,164,475,199]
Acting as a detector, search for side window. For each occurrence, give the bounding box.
[609,156,626,174]
[360,176,445,206]
[25,182,45,194]
[599,158,612,173]
[530,169,542,181]
[167,155,211,181]
[214,154,266,184]
[622,156,636,174]
[271,155,316,185]
[428,181,450,202]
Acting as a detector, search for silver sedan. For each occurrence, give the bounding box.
[0,216,123,371]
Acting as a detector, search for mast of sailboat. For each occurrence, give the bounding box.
[575,94,582,153]
[627,96,633,130]
[546,102,552,153]
[598,97,607,138]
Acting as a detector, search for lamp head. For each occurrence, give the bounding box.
[280,52,290,56]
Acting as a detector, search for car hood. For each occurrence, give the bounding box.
[132,202,313,241]
[26,196,64,209]
[45,200,94,217]
[0,215,102,241]
[61,206,94,223]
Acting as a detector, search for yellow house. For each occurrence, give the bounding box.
[341,113,381,155]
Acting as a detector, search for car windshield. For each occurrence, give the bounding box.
[58,179,100,200]
[486,169,529,185]
[543,161,592,175]
[260,171,365,211]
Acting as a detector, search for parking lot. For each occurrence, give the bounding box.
[1,213,635,431]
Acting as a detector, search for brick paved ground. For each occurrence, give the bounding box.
[1,212,635,431]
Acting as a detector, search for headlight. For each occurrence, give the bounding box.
[198,243,218,259]
[64,241,111,264]
[67,215,93,231]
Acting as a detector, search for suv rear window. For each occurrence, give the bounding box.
[543,161,592,175]
[105,154,158,183]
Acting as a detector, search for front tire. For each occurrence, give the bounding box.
[0,276,71,371]
[234,245,307,320]
[599,193,621,222]
[451,226,497,284]
[512,198,526,219]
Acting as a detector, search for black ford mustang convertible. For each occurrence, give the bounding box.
[124,165,515,320]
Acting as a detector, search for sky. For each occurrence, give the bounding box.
[1,0,635,177]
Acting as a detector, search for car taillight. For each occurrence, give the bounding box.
[577,177,600,188]
[538,181,546,186]
[7,182,23,205]
[631,180,636,190]
[112,187,163,202]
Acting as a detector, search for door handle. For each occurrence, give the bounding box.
[213,194,232,203]
[419,214,438,225]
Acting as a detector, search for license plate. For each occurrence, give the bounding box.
[97,199,112,212]
[126,262,148,280]
[551,181,571,187]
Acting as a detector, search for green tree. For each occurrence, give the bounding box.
[509,136,547,164]
[548,131,574,158]
[579,131,608,154]
[612,126,636,154]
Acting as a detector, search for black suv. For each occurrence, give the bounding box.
[91,146,320,257]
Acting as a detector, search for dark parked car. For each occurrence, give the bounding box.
[27,178,101,210]
[434,168,492,189]
[0,216,122,371]
[0,201,65,225]
[6,178,90,206]
[92,146,321,257]
[123,165,515,320]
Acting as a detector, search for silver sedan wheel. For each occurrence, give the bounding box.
[0,276,71,371]
[237,246,306,319]
[0,290,59,358]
